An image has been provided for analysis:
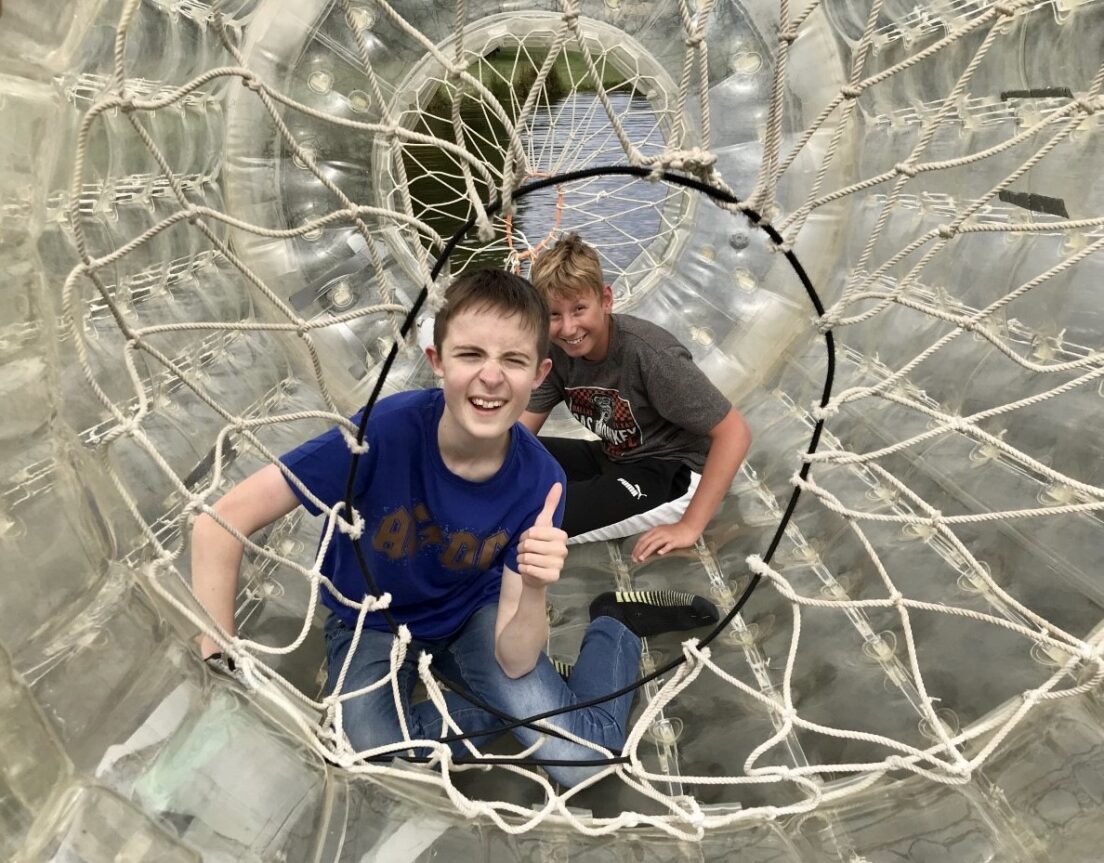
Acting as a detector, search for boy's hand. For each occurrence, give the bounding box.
[632,520,701,562]
[516,483,568,590]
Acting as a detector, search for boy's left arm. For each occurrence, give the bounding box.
[632,408,751,562]
[494,484,568,678]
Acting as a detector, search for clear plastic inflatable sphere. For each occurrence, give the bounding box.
[1,0,1103,859]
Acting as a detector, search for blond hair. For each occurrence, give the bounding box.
[529,233,605,303]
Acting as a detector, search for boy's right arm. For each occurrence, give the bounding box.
[520,410,550,435]
[191,462,301,659]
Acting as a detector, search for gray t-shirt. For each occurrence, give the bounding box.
[528,314,731,471]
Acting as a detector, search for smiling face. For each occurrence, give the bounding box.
[547,284,613,362]
[426,306,552,459]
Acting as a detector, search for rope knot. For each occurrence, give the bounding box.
[117,96,137,113]
[841,85,862,99]
[816,310,841,333]
[242,74,263,93]
[894,162,917,178]
[685,34,703,48]
[937,224,956,239]
[652,147,717,175]
[117,415,140,438]
[993,1,1017,15]
[186,206,201,224]
[779,28,799,43]
[1074,96,1098,114]
[426,275,449,314]
[475,219,495,243]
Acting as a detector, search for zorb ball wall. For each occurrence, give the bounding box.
[1,0,1104,861]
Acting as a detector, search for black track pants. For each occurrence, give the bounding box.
[539,437,692,538]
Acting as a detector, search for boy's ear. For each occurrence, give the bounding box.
[425,344,444,377]
[601,283,614,313]
[533,356,553,388]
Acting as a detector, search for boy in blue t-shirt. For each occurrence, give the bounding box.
[191,268,718,787]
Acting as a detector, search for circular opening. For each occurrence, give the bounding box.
[377,14,694,301]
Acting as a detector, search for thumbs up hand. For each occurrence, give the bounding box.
[516,483,568,590]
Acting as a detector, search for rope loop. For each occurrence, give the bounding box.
[340,427,369,455]
[337,507,364,540]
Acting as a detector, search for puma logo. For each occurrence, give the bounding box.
[617,477,647,500]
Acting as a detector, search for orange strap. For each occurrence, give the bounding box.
[504,171,565,272]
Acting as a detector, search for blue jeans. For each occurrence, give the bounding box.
[323,604,642,787]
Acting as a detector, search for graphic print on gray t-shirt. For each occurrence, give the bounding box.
[563,385,642,456]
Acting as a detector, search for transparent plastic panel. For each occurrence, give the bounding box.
[985,697,1104,863]
[18,782,200,863]
[0,646,71,860]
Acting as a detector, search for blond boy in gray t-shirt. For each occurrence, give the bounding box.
[521,234,752,563]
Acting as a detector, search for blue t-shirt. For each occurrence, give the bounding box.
[279,389,566,639]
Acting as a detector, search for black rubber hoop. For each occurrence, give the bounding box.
[336,164,835,769]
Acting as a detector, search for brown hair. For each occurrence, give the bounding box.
[530,233,605,302]
[432,268,550,360]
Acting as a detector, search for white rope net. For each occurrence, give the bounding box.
[62,0,1104,840]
